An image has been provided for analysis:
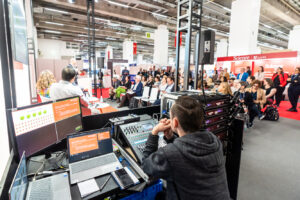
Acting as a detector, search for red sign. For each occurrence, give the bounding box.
[133,42,137,55]
[217,51,298,62]
[175,30,182,47]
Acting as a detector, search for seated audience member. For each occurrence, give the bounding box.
[206,77,214,88]
[231,80,241,94]
[146,75,154,87]
[229,78,235,87]
[213,81,221,92]
[143,69,148,77]
[159,77,168,94]
[153,76,161,88]
[141,75,148,87]
[118,75,143,108]
[254,66,265,82]
[142,96,230,200]
[264,78,276,105]
[229,71,236,79]
[137,68,143,76]
[224,68,230,80]
[246,76,256,88]
[36,70,56,99]
[50,66,88,104]
[115,76,131,103]
[245,80,266,127]
[197,80,209,91]
[164,77,175,93]
[220,76,228,83]
[188,77,195,89]
[246,66,252,76]
[287,67,300,112]
[237,68,249,82]
[218,81,233,96]
[109,76,121,100]
[212,70,219,82]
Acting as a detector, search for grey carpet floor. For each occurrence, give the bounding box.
[237,117,300,200]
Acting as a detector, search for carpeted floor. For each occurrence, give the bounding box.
[276,101,300,121]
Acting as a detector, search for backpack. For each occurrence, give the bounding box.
[263,105,279,121]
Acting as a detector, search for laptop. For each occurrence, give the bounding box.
[68,128,123,184]
[9,152,71,200]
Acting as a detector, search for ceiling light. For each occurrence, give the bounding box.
[95,17,110,22]
[84,27,98,31]
[263,24,272,29]
[78,34,88,37]
[68,0,75,3]
[152,13,168,18]
[107,0,129,8]
[44,30,61,34]
[106,37,117,40]
[131,25,142,30]
[44,8,68,14]
[74,39,86,42]
[45,21,64,26]
[116,32,127,35]
[108,22,120,27]
[223,7,231,12]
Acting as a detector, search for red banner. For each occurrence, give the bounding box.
[217,51,298,62]
[133,42,137,55]
[175,31,182,47]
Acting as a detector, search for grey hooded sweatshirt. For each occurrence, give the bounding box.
[142,130,230,200]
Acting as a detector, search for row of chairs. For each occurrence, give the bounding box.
[134,86,159,104]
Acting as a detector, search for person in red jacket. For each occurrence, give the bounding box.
[272,67,288,106]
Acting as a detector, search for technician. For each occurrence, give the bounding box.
[142,96,230,200]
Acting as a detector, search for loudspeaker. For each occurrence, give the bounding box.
[198,30,215,65]
[97,57,105,68]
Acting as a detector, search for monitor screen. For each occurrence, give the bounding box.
[9,152,28,200]
[11,97,83,158]
[53,97,82,141]
[68,128,112,163]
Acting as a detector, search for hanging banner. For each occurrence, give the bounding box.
[174,30,182,47]
[133,42,137,55]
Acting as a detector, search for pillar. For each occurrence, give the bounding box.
[137,54,143,64]
[123,40,133,63]
[288,25,300,51]
[228,0,261,56]
[154,25,169,65]
[216,39,228,58]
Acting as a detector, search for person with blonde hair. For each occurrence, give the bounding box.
[36,70,56,98]
[218,82,233,96]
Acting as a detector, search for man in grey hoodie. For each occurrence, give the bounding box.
[142,96,230,200]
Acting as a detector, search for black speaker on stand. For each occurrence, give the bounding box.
[97,57,105,102]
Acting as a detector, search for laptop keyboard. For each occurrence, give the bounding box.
[28,178,53,199]
[72,154,118,174]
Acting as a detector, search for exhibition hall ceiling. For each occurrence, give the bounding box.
[32,0,300,60]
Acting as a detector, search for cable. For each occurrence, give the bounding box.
[33,161,45,181]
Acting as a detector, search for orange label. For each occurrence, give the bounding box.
[52,98,80,122]
[69,134,98,155]
[98,131,110,141]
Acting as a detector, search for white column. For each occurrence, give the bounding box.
[154,25,169,65]
[228,0,261,56]
[216,39,228,58]
[288,25,300,51]
[137,54,143,64]
[123,40,133,63]
[105,45,113,63]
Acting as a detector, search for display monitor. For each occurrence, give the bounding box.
[10,96,82,158]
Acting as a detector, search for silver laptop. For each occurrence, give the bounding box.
[9,152,71,200]
[68,128,123,184]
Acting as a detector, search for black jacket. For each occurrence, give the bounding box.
[142,130,230,200]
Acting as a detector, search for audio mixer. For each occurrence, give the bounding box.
[119,119,167,163]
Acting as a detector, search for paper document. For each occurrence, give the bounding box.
[78,178,99,198]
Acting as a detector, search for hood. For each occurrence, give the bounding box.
[174,130,224,172]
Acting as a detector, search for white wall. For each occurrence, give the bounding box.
[37,39,78,59]
[0,58,10,181]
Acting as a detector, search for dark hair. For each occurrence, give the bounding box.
[171,96,204,133]
[277,67,284,75]
[197,80,208,89]
[265,78,273,87]
[240,81,247,87]
[252,80,261,88]
[295,67,300,74]
[221,76,227,82]
[230,77,236,81]
[214,80,221,86]
[155,76,160,81]
[167,76,174,82]
[259,66,264,72]
[62,66,76,81]
[247,66,250,69]
[142,75,147,81]
[249,76,255,81]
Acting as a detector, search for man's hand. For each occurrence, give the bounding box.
[152,118,171,135]
[164,128,174,140]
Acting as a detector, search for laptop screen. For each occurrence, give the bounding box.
[9,152,28,200]
[68,128,113,163]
